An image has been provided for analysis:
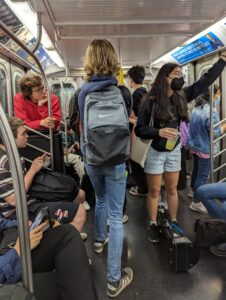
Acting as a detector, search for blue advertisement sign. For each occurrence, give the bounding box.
[172,32,224,64]
[4,36,53,70]
[29,37,53,69]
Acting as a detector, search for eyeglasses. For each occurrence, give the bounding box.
[32,85,45,93]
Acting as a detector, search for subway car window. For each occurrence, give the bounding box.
[51,83,61,100]
[13,73,22,95]
[51,83,75,118]
[0,68,8,114]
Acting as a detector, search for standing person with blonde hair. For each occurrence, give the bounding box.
[135,51,226,243]
[78,39,133,298]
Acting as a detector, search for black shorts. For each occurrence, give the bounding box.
[8,201,79,223]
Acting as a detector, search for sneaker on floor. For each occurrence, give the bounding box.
[188,190,194,198]
[129,187,147,197]
[210,243,226,257]
[107,215,129,226]
[94,237,109,254]
[147,224,160,243]
[130,186,137,192]
[122,214,129,224]
[189,201,208,214]
[80,232,88,241]
[83,200,91,211]
[158,200,168,210]
[107,267,133,298]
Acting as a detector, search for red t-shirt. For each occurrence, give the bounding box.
[14,93,61,130]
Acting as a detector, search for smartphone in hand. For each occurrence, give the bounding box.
[30,207,51,232]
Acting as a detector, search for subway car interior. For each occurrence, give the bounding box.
[1,0,226,299]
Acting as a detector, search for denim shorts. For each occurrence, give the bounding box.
[144,144,181,174]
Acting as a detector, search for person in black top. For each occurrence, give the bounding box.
[128,65,148,196]
[135,50,226,243]
[128,65,147,118]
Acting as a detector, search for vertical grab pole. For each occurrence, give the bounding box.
[0,105,33,291]
[210,84,214,183]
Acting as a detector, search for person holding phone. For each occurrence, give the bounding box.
[0,117,86,234]
[0,214,96,300]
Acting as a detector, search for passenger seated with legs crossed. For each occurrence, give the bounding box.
[0,214,96,300]
[0,117,86,236]
[196,182,226,256]
[196,182,226,221]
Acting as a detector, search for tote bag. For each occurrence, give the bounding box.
[130,104,155,168]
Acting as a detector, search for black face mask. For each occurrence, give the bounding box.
[171,77,185,91]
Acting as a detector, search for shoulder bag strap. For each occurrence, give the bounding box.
[149,103,155,127]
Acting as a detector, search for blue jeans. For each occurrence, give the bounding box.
[85,163,126,283]
[196,183,226,220]
[191,154,210,203]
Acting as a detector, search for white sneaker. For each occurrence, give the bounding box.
[188,190,194,198]
[122,214,129,224]
[80,232,88,241]
[107,215,129,226]
[83,200,91,211]
[158,201,168,210]
[189,201,208,214]
[107,267,133,298]
[94,237,109,254]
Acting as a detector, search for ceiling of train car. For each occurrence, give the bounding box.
[31,0,226,70]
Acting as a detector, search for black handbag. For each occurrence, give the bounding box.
[29,170,79,202]
[195,218,226,248]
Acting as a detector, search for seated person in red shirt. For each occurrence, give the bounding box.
[14,73,61,130]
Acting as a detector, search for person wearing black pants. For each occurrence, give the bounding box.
[127,65,148,196]
[32,224,96,300]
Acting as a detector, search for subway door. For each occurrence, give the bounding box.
[195,54,226,182]
[0,55,11,115]
[10,62,25,115]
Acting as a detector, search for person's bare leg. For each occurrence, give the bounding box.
[146,174,163,222]
[164,172,179,220]
[70,203,86,232]
[74,189,85,204]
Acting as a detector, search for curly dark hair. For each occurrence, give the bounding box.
[127,65,146,84]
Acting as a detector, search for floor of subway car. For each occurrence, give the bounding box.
[84,187,226,300]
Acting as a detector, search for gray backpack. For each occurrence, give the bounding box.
[0,283,36,300]
[83,86,130,166]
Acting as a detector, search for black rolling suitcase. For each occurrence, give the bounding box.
[157,205,200,272]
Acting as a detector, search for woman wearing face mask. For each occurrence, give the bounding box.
[135,51,226,243]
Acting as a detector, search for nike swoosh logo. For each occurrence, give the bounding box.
[98,113,114,118]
